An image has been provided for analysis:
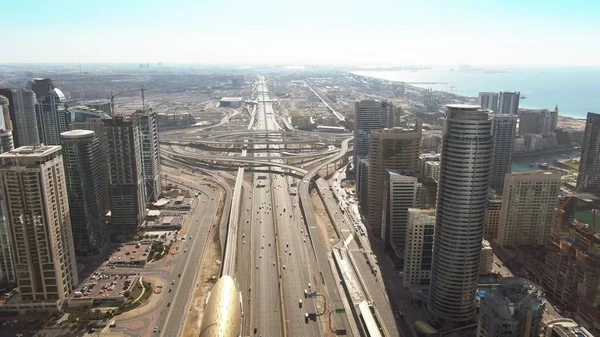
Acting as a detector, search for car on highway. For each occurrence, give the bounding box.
[283,265,286,269]
[171,280,175,285]
[256,265,259,269]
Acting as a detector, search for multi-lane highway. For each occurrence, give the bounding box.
[248,79,283,336]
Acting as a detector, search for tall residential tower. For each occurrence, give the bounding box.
[104,116,146,235]
[498,91,520,115]
[61,130,108,256]
[368,126,421,239]
[135,109,162,202]
[428,105,493,324]
[0,89,39,147]
[577,112,600,191]
[490,114,517,190]
[353,99,393,167]
[497,171,561,247]
[478,92,498,113]
[0,146,78,305]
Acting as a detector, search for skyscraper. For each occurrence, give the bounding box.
[104,116,146,235]
[478,92,498,113]
[382,170,419,263]
[577,112,600,192]
[61,130,108,256]
[428,105,493,324]
[518,110,558,135]
[498,91,520,115]
[135,109,162,202]
[367,126,421,239]
[0,95,11,132]
[0,90,17,139]
[490,114,517,190]
[29,78,55,99]
[403,208,435,288]
[72,118,110,211]
[0,89,39,147]
[0,107,14,283]
[476,278,544,337]
[35,88,70,145]
[497,171,560,247]
[0,146,78,305]
[353,99,394,167]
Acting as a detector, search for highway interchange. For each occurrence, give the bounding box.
[140,76,402,337]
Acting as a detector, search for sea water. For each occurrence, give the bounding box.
[354,67,600,119]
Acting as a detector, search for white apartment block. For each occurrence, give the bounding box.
[404,208,435,288]
[383,170,419,263]
[135,110,162,202]
[497,171,561,247]
[0,146,78,307]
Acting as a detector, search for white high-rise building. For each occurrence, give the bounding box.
[498,91,520,115]
[497,171,561,247]
[490,114,517,190]
[0,146,78,307]
[11,89,40,147]
[428,105,493,324]
[353,99,393,167]
[135,109,162,202]
[478,92,498,113]
[35,88,70,145]
[382,170,419,263]
[404,208,435,288]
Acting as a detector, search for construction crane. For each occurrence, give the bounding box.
[109,87,146,116]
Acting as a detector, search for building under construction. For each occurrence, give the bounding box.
[157,112,195,128]
[476,277,545,337]
[540,221,600,332]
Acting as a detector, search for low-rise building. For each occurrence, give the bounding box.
[291,115,312,130]
[545,319,594,337]
[107,243,152,267]
[68,272,138,308]
[219,97,243,108]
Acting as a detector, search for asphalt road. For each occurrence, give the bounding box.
[156,175,220,337]
[262,88,322,336]
[249,80,283,337]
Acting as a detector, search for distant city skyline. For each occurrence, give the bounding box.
[1,0,600,66]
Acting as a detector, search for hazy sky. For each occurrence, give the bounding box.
[2,0,600,66]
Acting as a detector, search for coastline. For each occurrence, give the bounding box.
[351,70,590,122]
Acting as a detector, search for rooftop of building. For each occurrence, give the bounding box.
[60,129,95,139]
[546,319,594,337]
[219,97,243,102]
[482,277,544,319]
[73,272,137,300]
[446,104,483,110]
[107,243,151,265]
[0,145,61,158]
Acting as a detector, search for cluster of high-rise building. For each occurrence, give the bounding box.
[354,95,600,333]
[0,78,162,309]
[479,91,569,153]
